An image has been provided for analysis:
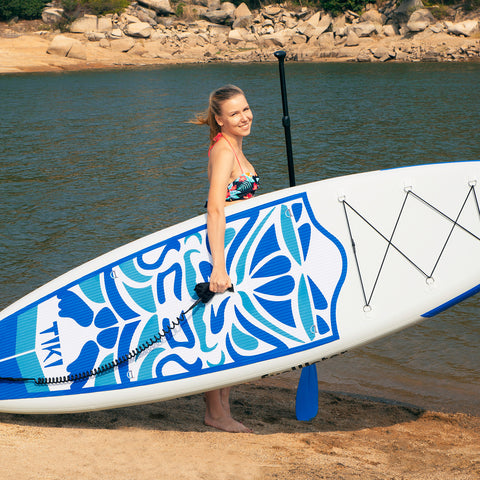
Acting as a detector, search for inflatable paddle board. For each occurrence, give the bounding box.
[1,161,479,414]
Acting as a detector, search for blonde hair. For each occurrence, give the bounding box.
[191,85,245,144]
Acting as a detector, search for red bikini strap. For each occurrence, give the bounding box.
[217,133,243,172]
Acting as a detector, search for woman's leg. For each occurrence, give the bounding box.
[204,388,252,433]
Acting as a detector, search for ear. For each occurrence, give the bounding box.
[215,115,223,127]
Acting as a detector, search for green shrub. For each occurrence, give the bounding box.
[0,0,48,20]
[320,0,369,15]
[61,0,130,17]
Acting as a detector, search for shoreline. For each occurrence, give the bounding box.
[0,375,478,479]
[1,8,480,76]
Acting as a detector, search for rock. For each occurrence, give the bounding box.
[47,35,74,57]
[407,9,435,32]
[203,9,232,25]
[97,16,113,33]
[121,13,141,24]
[357,50,372,61]
[345,30,360,46]
[234,2,251,17]
[382,24,397,36]
[228,28,245,44]
[99,38,110,48]
[109,28,123,38]
[270,29,295,47]
[317,32,334,49]
[47,35,86,60]
[137,0,174,15]
[233,2,252,28]
[42,7,63,25]
[370,45,389,58]
[306,12,321,27]
[208,24,231,36]
[110,37,136,52]
[297,21,317,38]
[395,0,424,15]
[264,5,283,16]
[284,15,297,29]
[360,9,386,25]
[317,13,332,35]
[124,22,153,38]
[332,14,346,34]
[259,33,284,47]
[68,41,87,60]
[134,8,158,26]
[429,23,444,34]
[351,22,377,37]
[292,33,307,44]
[70,15,98,33]
[208,0,221,10]
[233,15,253,29]
[221,2,236,14]
[86,32,106,41]
[395,50,409,61]
[446,20,479,37]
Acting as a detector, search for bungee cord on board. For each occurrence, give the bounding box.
[341,182,480,310]
[0,282,232,386]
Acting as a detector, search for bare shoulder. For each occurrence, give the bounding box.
[208,142,235,176]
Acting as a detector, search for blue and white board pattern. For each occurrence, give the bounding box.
[1,161,480,414]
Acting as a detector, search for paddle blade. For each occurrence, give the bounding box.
[295,364,319,421]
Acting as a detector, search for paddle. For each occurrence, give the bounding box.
[274,50,319,422]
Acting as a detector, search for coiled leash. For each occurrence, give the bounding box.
[0,282,234,386]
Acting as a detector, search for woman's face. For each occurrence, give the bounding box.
[216,94,253,138]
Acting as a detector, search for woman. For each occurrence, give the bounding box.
[192,85,259,432]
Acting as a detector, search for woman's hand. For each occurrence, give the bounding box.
[209,266,232,293]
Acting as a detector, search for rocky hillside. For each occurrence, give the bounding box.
[5,0,480,66]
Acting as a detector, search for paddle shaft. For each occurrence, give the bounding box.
[274,50,296,188]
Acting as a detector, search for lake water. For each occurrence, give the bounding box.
[0,62,479,415]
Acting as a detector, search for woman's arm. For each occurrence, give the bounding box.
[206,146,234,293]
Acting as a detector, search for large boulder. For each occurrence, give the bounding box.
[233,2,252,29]
[351,21,377,37]
[203,9,233,25]
[97,16,113,33]
[69,15,98,33]
[47,35,86,60]
[297,20,317,38]
[47,35,75,56]
[345,30,360,46]
[124,22,153,38]
[110,37,136,52]
[137,0,174,15]
[228,28,246,44]
[42,7,63,25]
[316,32,334,49]
[446,20,479,37]
[360,9,386,25]
[68,41,87,60]
[317,13,332,35]
[407,8,435,32]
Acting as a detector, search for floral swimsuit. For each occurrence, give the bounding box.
[209,133,259,202]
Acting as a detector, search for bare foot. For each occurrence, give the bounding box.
[204,413,253,433]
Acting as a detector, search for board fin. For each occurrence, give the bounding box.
[295,364,319,421]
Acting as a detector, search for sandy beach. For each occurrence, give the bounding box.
[1,13,479,479]
[0,373,478,479]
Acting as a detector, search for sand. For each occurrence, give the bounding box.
[0,374,478,480]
